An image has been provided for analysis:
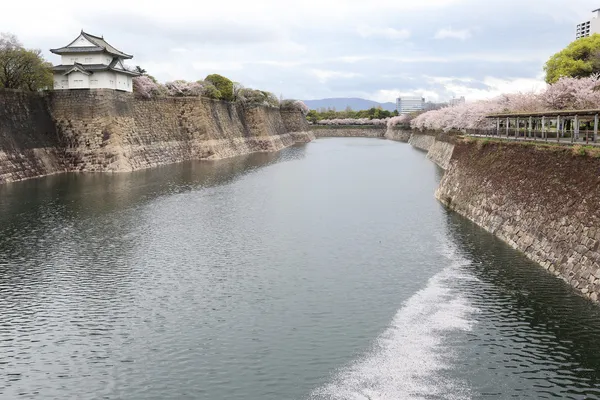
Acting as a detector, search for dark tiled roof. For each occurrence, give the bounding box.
[51,46,104,53]
[53,63,108,71]
[52,62,140,76]
[50,31,133,59]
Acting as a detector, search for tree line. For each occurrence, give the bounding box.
[306,107,399,124]
[545,34,600,83]
[0,33,53,91]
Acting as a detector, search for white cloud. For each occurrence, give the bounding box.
[434,28,472,40]
[357,25,411,40]
[0,0,576,101]
[192,61,244,73]
[426,75,547,102]
[310,69,362,83]
[366,74,547,104]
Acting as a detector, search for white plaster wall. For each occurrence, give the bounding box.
[92,71,116,89]
[53,73,69,89]
[68,71,89,89]
[53,71,132,91]
[116,73,129,92]
[61,53,112,65]
[71,34,96,47]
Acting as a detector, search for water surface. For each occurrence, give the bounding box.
[2,138,600,399]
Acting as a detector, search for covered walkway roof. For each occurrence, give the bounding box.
[486,109,600,118]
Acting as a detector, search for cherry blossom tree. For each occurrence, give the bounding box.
[132,76,165,99]
[317,118,389,126]
[411,75,600,132]
[281,99,310,115]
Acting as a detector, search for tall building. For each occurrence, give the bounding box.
[50,31,139,92]
[576,9,600,39]
[396,96,425,114]
[449,96,466,107]
[423,101,447,111]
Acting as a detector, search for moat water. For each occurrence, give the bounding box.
[2,138,600,399]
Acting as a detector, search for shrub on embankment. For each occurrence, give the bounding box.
[132,75,309,116]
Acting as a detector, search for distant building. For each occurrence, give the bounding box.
[576,9,600,39]
[449,96,466,107]
[423,101,447,111]
[396,96,425,114]
[50,31,139,92]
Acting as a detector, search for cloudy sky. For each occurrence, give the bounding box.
[2,0,598,102]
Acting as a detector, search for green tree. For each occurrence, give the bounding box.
[198,80,221,99]
[306,110,319,123]
[544,34,600,83]
[0,33,52,91]
[205,74,234,101]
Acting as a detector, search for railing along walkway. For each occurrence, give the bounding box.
[466,129,600,146]
[468,109,600,146]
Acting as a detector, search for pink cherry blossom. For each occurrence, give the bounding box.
[411,75,600,131]
[132,76,164,99]
[317,118,389,126]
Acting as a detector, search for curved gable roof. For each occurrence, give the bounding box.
[50,31,133,59]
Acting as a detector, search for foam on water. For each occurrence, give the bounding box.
[310,243,479,400]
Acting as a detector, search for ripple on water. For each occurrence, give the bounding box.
[310,244,478,400]
[3,141,600,399]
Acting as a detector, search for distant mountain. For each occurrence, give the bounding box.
[302,98,396,112]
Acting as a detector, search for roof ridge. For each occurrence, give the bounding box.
[82,31,103,40]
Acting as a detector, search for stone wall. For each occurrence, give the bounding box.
[313,126,386,138]
[0,89,314,183]
[408,133,436,151]
[0,90,65,183]
[384,129,411,143]
[281,111,310,133]
[405,132,455,170]
[436,141,600,303]
[426,140,455,170]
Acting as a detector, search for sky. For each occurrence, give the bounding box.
[2,0,599,102]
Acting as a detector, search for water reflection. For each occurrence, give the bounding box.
[0,148,306,258]
[445,210,600,398]
[0,147,306,218]
[3,138,600,400]
[0,146,311,399]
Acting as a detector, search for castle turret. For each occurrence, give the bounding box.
[50,31,139,92]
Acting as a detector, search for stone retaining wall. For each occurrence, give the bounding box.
[426,140,455,170]
[384,129,411,143]
[436,141,600,303]
[0,89,313,183]
[408,133,436,151]
[0,91,65,183]
[405,133,454,170]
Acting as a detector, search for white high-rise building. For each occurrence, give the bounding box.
[449,96,466,107]
[576,9,600,39]
[396,96,425,114]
